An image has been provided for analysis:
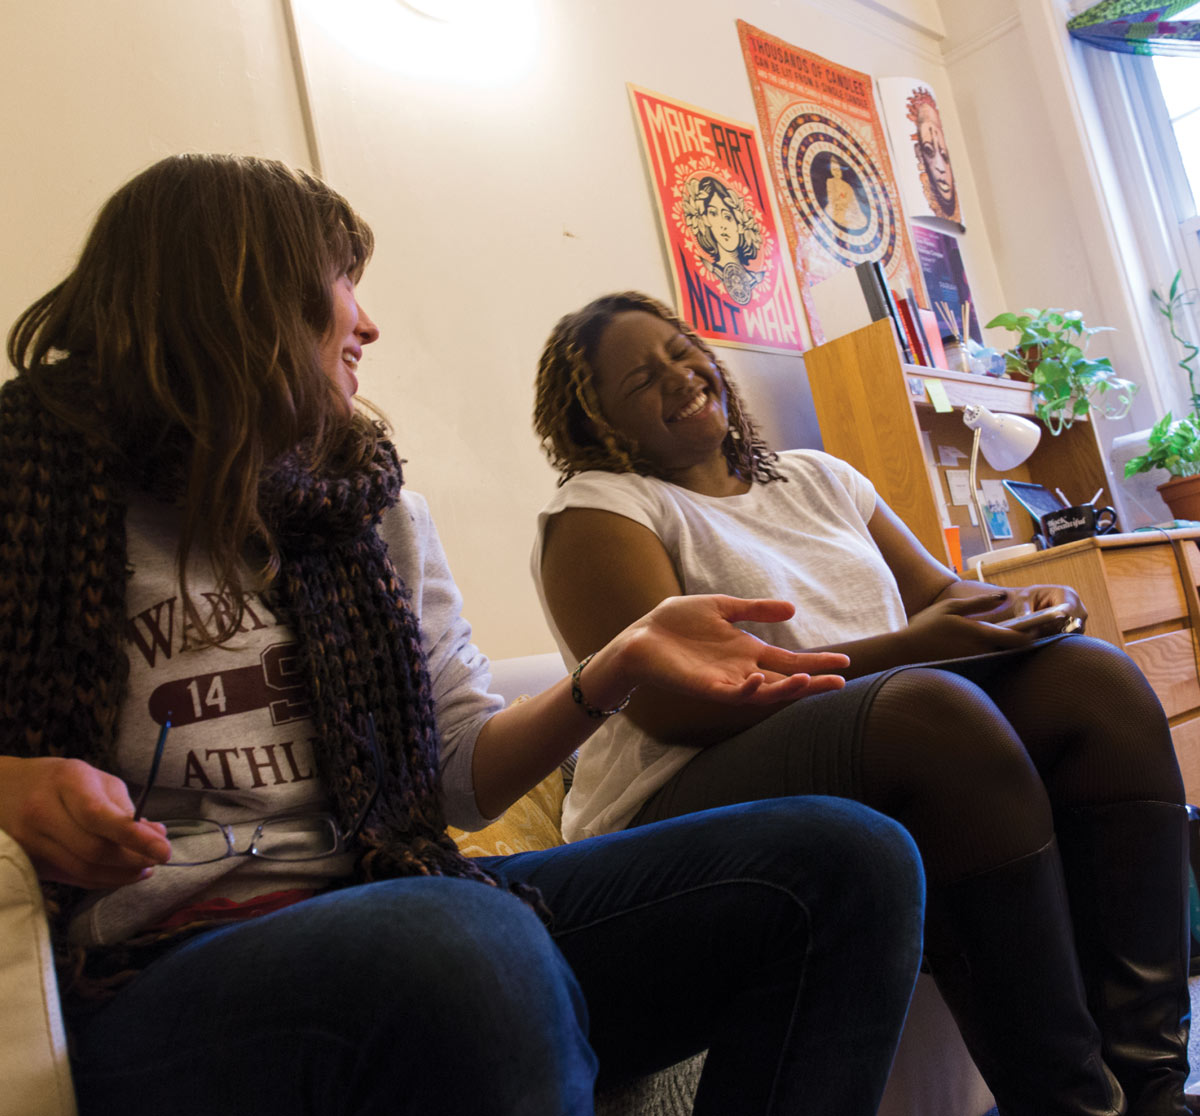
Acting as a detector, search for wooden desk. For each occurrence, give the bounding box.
[975,529,1200,800]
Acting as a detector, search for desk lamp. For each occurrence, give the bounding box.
[962,404,1042,551]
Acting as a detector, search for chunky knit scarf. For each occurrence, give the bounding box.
[0,375,529,1002]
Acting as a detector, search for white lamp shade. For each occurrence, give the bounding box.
[962,405,1041,471]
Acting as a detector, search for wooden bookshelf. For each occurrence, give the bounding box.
[803,319,1112,566]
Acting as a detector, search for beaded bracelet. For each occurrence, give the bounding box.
[571,652,635,719]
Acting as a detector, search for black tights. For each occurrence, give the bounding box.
[633,636,1185,885]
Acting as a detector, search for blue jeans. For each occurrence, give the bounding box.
[71,798,923,1116]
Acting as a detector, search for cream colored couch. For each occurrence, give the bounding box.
[0,652,993,1116]
[0,827,78,1116]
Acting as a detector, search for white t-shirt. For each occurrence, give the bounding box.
[69,489,501,947]
[532,449,908,840]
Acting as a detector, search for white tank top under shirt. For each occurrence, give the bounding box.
[531,449,909,841]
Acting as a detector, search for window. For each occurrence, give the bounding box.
[1151,51,1200,281]
[1075,22,1200,413]
[1155,55,1200,202]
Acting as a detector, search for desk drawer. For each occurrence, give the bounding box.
[1104,547,1189,632]
[1124,629,1200,718]
[1180,539,1200,590]
[1171,717,1200,805]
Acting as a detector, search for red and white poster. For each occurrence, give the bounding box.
[736,22,923,345]
[628,83,808,354]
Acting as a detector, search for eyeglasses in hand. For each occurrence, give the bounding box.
[132,714,382,866]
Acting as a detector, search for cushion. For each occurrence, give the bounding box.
[448,766,567,857]
[0,829,78,1116]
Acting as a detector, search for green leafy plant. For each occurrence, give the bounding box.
[985,308,1136,435]
[1124,411,1200,479]
[1153,269,1200,415]
[1125,271,1200,481]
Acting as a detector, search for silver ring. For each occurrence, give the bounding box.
[1062,617,1084,634]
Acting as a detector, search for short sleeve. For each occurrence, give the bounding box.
[792,450,878,524]
[537,471,665,536]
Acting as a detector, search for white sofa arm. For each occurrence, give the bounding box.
[0,829,77,1116]
[486,651,567,705]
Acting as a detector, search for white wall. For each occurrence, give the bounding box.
[2,0,1033,656]
[288,0,1005,654]
[0,0,311,337]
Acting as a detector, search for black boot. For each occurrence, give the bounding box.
[1055,800,1191,1116]
[924,836,1125,1115]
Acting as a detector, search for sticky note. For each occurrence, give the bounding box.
[925,380,953,413]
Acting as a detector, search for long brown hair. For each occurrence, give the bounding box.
[533,291,782,485]
[6,153,379,642]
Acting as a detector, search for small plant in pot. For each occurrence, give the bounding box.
[1123,271,1200,520]
[985,307,1137,435]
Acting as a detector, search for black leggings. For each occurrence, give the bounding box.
[631,635,1185,883]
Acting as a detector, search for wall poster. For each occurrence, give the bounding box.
[736,21,923,345]
[913,224,982,345]
[628,83,808,354]
[876,76,964,229]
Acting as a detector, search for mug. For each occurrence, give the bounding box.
[1040,504,1117,547]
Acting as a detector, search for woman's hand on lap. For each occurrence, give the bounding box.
[0,755,170,889]
[968,583,1087,627]
[902,594,1036,660]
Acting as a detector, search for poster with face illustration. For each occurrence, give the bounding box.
[736,22,922,346]
[877,77,963,229]
[628,84,808,354]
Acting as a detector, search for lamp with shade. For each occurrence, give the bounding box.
[962,404,1042,552]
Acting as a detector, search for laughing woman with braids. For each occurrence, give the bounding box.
[532,291,1193,1116]
[0,156,925,1116]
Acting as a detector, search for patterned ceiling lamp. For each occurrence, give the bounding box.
[1067,0,1200,56]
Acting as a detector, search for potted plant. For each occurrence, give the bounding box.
[1123,271,1200,519]
[985,307,1137,435]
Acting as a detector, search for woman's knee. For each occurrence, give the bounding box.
[867,667,1041,793]
[714,797,924,936]
[1010,635,1182,801]
[297,878,585,1029]
[1028,635,1165,726]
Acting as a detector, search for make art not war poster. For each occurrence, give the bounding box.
[628,84,808,353]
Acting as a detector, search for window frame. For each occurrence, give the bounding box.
[1075,40,1200,415]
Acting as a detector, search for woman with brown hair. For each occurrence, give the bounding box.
[0,156,924,1116]
[533,289,1193,1116]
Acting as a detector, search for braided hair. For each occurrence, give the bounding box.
[533,291,783,485]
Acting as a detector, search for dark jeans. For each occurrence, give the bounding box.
[71,798,924,1116]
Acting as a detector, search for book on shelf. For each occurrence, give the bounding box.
[894,296,930,366]
[912,225,981,345]
[854,261,914,362]
[917,307,947,369]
